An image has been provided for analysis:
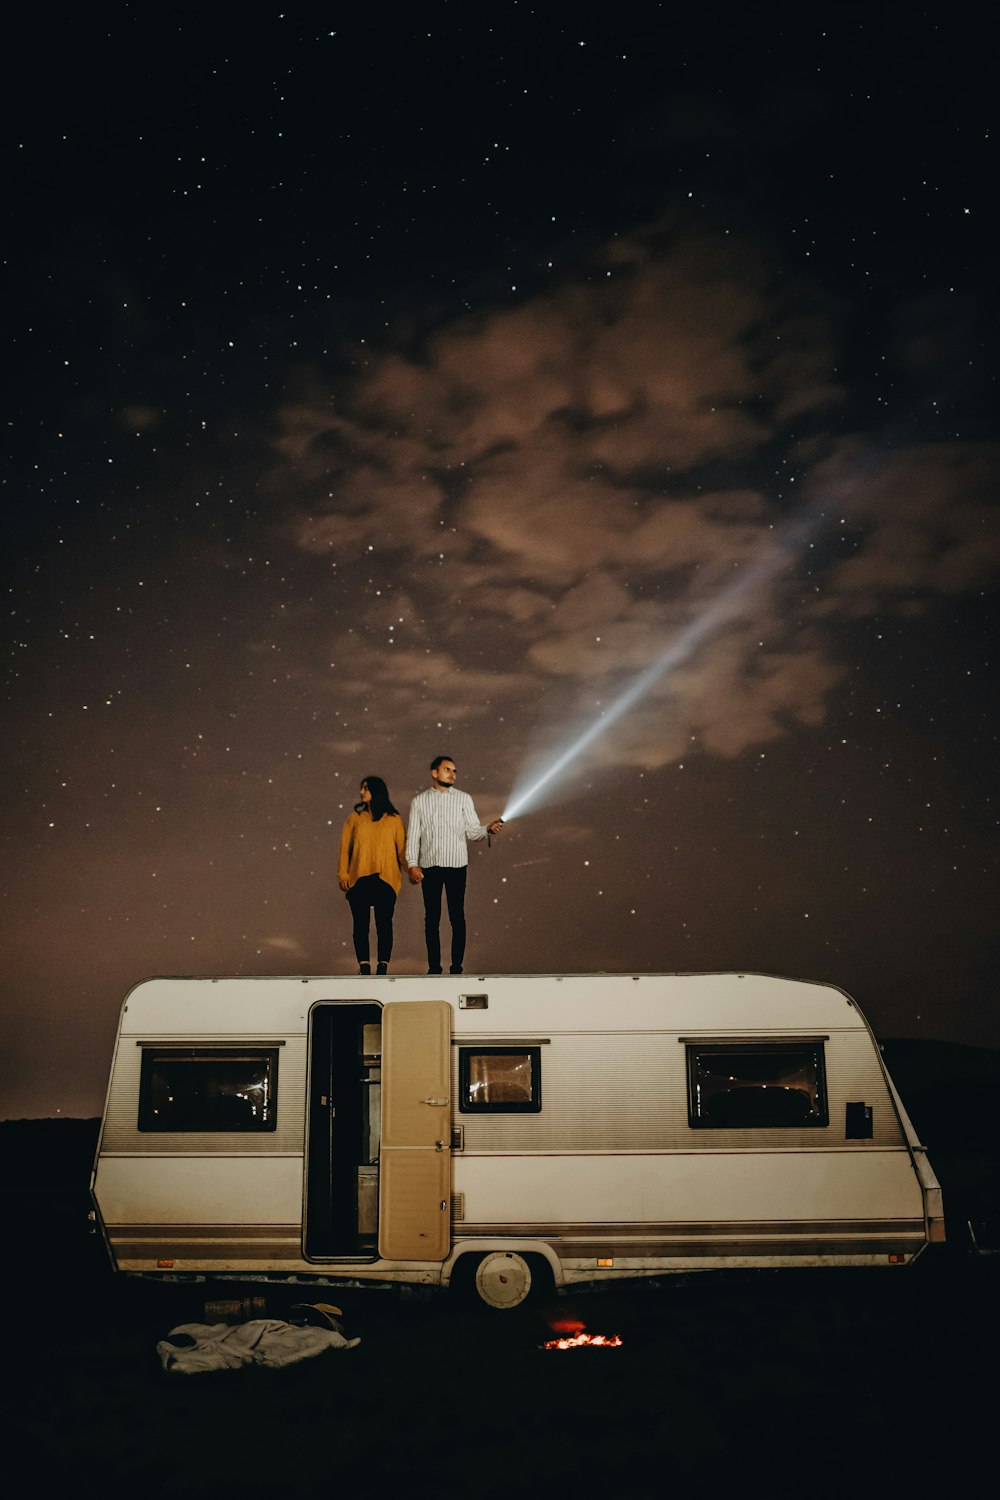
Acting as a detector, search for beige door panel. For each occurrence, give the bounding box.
[379,1001,451,1261]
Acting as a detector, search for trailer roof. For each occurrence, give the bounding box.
[116,972,870,1039]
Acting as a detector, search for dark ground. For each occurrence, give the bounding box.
[4,1039,999,1497]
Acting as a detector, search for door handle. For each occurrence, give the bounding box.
[421,1097,449,1107]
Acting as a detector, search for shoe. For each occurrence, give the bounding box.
[358,963,371,975]
[427,967,442,975]
[449,965,463,975]
[289,1302,345,1333]
[376,962,388,975]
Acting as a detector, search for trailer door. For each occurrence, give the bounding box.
[379,1001,451,1260]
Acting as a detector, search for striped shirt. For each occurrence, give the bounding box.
[405,787,488,869]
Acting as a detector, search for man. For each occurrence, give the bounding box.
[405,755,503,975]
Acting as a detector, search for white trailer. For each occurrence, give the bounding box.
[90,972,944,1308]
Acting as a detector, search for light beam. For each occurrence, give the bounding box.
[501,520,815,823]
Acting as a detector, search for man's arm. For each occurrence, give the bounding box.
[405,797,424,883]
[463,794,502,842]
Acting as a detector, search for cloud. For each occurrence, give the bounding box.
[258,935,307,958]
[324,738,365,756]
[808,439,1000,612]
[262,220,1000,780]
[118,404,160,431]
[328,639,535,722]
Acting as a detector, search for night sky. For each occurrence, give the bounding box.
[4,7,997,1118]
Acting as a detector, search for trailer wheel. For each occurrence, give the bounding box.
[472,1251,537,1310]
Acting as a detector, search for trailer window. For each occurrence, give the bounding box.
[686,1043,827,1129]
[138,1047,279,1132]
[459,1048,541,1113]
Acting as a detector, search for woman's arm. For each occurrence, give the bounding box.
[338,814,355,891]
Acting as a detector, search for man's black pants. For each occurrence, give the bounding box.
[420,866,467,973]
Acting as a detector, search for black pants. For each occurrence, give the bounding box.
[420,866,468,973]
[346,875,396,964]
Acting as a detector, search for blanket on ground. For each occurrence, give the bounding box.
[157,1318,360,1374]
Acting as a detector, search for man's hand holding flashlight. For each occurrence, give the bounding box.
[487,819,503,836]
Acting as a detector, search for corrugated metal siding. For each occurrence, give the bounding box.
[452,1149,923,1228]
[100,1036,308,1154]
[826,1031,902,1143]
[95,1154,304,1225]
[453,1034,671,1151]
[451,1030,904,1152]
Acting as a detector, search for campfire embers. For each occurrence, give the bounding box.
[543,1331,624,1350]
[542,1319,623,1350]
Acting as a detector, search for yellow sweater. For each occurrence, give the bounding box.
[338,810,406,893]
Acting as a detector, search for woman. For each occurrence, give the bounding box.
[338,776,406,974]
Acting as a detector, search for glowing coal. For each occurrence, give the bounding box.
[543,1330,624,1350]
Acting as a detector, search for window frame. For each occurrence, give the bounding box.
[137,1044,280,1133]
[458,1045,542,1114]
[685,1039,829,1130]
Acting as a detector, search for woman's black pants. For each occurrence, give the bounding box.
[346,875,396,964]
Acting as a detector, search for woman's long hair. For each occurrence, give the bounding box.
[357,775,398,822]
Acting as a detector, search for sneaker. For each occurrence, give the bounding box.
[427,967,442,975]
[358,962,371,976]
[449,965,463,975]
[376,962,388,975]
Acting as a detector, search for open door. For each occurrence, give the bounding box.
[379,1001,451,1261]
[305,1004,382,1258]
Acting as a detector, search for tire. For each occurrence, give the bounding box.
[470,1251,548,1311]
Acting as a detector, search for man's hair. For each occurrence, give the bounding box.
[430,754,454,772]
